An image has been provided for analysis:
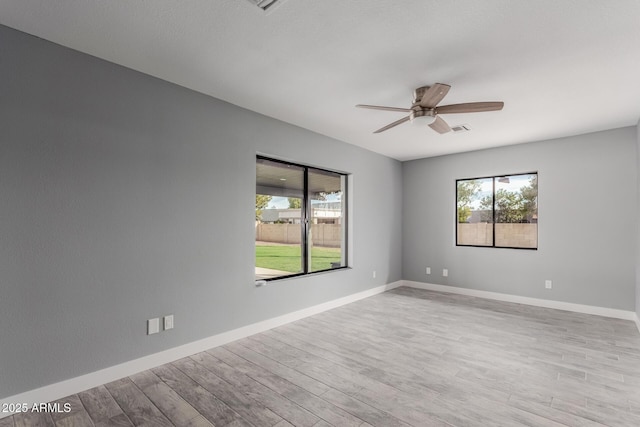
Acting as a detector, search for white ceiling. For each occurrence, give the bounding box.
[1,0,639,161]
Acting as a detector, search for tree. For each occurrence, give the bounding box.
[493,189,525,223]
[520,175,538,221]
[457,180,480,223]
[288,197,302,209]
[478,195,494,222]
[484,175,538,223]
[255,194,272,221]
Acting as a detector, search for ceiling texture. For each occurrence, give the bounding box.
[1,0,639,161]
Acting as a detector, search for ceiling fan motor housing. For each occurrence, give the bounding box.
[410,109,435,121]
[411,86,436,122]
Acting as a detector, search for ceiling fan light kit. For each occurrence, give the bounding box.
[410,114,436,125]
[356,83,504,135]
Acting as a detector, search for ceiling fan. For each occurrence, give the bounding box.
[356,84,504,134]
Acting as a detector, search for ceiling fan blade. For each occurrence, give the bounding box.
[373,116,411,133]
[429,116,451,134]
[419,83,451,108]
[356,104,412,113]
[436,102,504,114]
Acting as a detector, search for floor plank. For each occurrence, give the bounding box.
[173,356,282,426]
[11,412,54,427]
[195,350,321,426]
[104,377,173,427]
[130,370,214,427]
[78,384,130,425]
[223,342,365,426]
[151,362,247,426]
[51,395,94,427]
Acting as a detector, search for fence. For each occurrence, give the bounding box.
[256,223,341,248]
[457,223,537,248]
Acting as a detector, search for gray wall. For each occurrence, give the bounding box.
[0,25,403,399]
[402,127,637,311]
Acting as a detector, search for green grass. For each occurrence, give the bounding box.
[256,245,342,273]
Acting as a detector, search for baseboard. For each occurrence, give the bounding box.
[0,280,402,419]
[401,280,637,321]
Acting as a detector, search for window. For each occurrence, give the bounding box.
[255,156,347,280]
[456,173,537,249]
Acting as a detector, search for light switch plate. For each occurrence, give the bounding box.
[148,318,160,335]
[164,315,174,330]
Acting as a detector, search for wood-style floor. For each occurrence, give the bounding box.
[4,286,640,427]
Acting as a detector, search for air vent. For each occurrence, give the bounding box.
[245,0,284,12]
[451,124,471,133]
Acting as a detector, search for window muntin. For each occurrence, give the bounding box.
[456,173,537,249]
[255,156,347,280]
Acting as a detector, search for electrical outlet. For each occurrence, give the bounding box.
[545,280,552,289]
[147,318,160,335]
[372,270,376,279]
[426,267,431,275]
[164,315,174,330]
[443,269,448,277]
